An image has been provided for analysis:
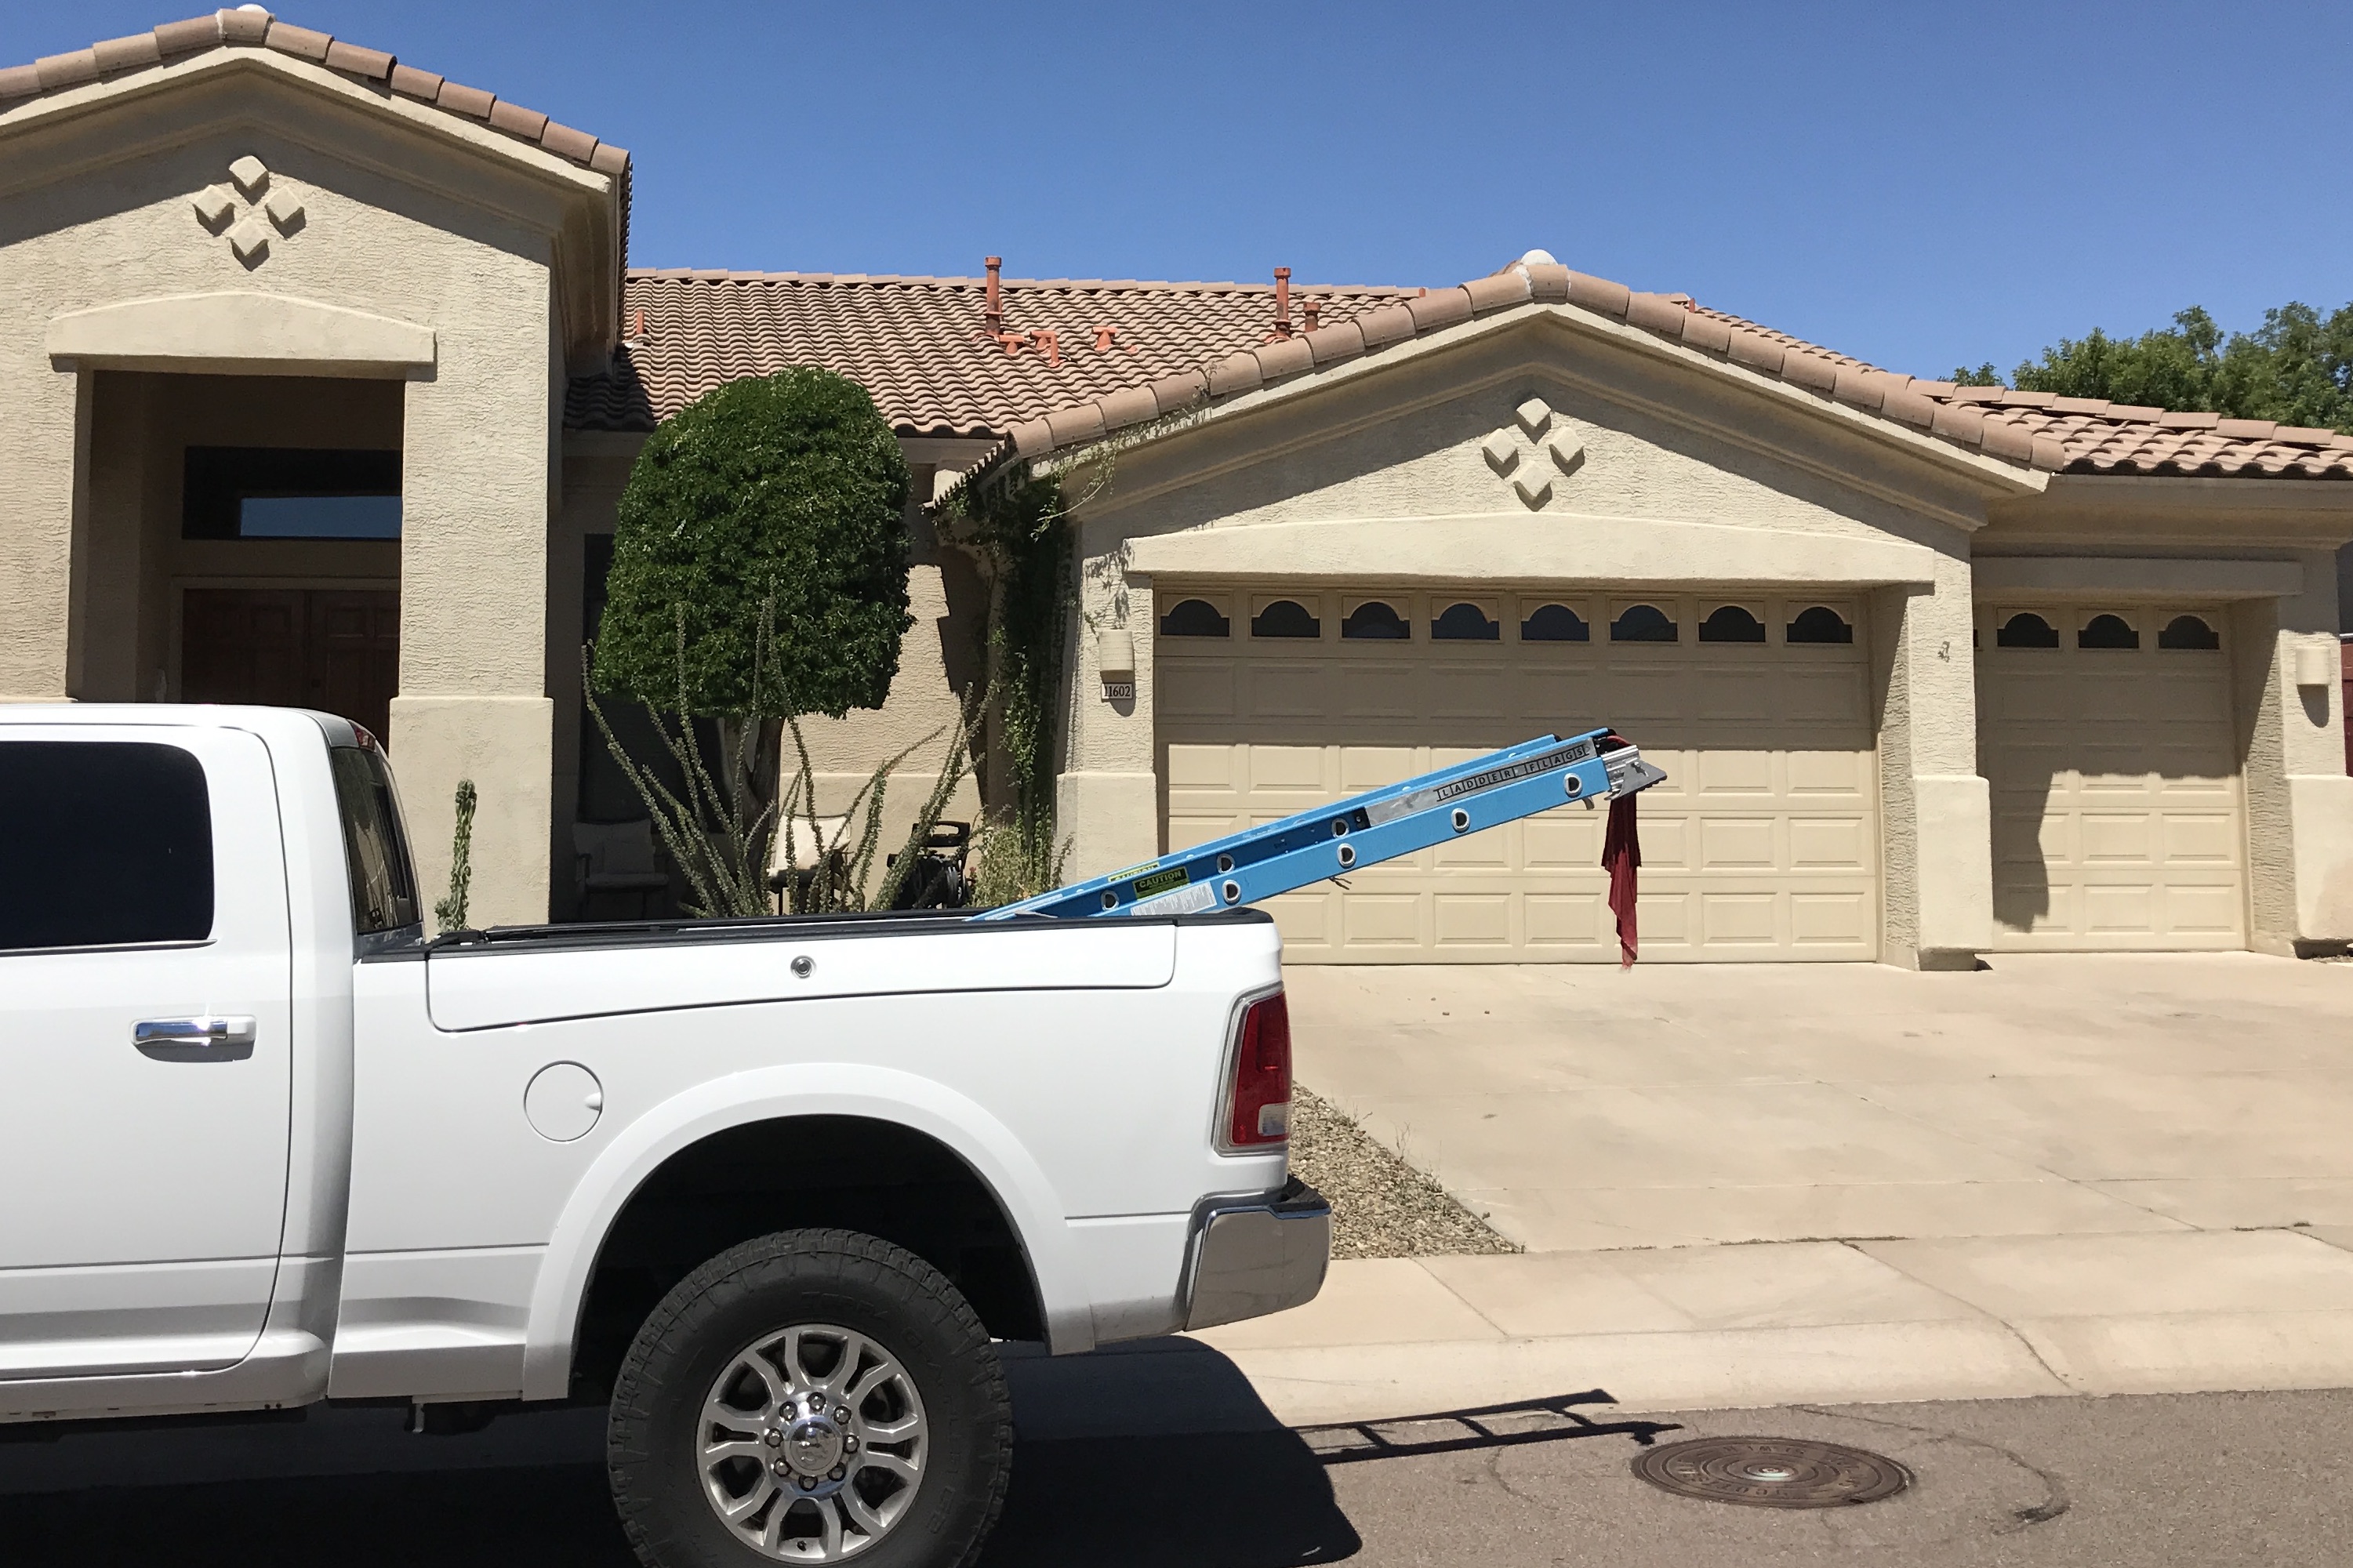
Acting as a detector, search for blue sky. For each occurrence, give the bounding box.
[22,1,2352,379]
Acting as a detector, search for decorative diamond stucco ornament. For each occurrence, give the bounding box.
[227,214,272,263]
[196,156,303,267]
[1482,397,1585,510]
[191,185,236,228]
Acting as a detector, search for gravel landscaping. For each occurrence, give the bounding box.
[1287,1084,1520,1259]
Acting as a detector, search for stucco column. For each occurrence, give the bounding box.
[0,361,82,702]
[1055,519,1159,879]
[2234,553,2353,952]
[390,315,556,929]
[1871,551,1992,969]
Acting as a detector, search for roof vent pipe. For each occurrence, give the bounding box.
[1302,298,1321,333]
[984,256,1004,334]
[1272,267,1292,338]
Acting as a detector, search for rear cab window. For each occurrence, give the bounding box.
[0,742,214,951]
[328,739,421,946]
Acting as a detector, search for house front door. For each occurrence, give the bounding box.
[183,589,399,743]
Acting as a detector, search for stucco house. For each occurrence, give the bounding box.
[8,10,2353,968]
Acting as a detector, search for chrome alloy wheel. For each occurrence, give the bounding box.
[698,1323,929,1561]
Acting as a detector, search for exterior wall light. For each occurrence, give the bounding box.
[1098,628,1135,702]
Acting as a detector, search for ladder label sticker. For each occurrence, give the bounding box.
[1131,866,1191,899]
[1132,880,1218,917]
[1108,860,1161,881]
[1364,739,1596,826]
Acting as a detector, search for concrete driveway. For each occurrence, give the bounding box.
[1284,953,2353,1251]
[1193,954,2353,1422]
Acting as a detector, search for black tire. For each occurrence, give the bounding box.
[608,1229,1012,1568]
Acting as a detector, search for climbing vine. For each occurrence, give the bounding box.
[938,408,1196,903]
[952,471,1076,904]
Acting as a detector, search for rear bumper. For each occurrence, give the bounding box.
[1181,1177,1331,1332]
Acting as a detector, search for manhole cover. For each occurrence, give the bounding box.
[1632,1436,1912,1509]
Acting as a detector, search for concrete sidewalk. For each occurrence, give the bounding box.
[1193,1229,2353,1424]
[1207,954,2353,1422]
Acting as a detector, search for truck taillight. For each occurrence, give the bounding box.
[1224,991,1291,1149]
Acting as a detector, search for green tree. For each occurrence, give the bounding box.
[597,368,913,720]
[1952,300,2353,435]
[591,368,913,909]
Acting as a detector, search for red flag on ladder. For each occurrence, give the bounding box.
[1602,790,1640,968]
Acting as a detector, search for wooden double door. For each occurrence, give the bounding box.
[182,588,400,745]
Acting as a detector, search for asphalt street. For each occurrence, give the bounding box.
[2,1344,2348,1566]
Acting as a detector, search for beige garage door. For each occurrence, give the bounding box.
[1978,603,2245,950]
[1155,589,1879,962]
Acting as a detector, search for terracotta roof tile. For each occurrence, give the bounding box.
[568,254,2353,485]
[0,10,626,178]
[435,79,496,119]
[1207,350,1263,399]
[1305,320,1366,367]
[1727,329,1785,374]
[1625,291,1687,334]
[1405,289,1472,333]
[1356,303,1417,350]
[154,15,223,55]
[1781,351,1839,397]
[487,100,550,140]
[1044,404,1106,448]
[323,39,393,80]
[94,34,164,73]
[1679,310,1734,355]
[568,269,1421,437]
[539,119,597,164]
[1567,271,1630,318]
[1095,384,1157,432]
[218,7,268,45]
[263,20,332,63]
[1148,369,1209,413]
[1253,334,1316,382]
[1462,270,1531,313]
[935,254,2353,483]
[387,62,441,99]
[35,50,102,91]
[1524,262,1570,303]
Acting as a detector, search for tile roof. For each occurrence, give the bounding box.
[564,268,1424,437]
[0,9,630,180]
[975,260,2353,486]
[1689,302,2353,480]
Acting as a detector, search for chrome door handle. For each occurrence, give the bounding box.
[133,1016,258,1062]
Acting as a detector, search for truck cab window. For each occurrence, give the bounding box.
[329,744,419,935]
[0,742,214,950]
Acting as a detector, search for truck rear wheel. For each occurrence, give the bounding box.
[608,1229,1011,1567]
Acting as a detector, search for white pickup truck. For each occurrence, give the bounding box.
[0,705,1328,1566]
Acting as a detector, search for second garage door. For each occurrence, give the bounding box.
[1977,603,2246,950]
[1155,588,1880,963]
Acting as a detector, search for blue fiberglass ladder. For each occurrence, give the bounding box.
[974,728,1669,922]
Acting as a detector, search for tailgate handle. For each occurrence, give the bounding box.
[134,1016,257,1062]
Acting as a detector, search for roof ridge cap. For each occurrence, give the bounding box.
[623,265,1421,296]
[969,258,2050,480]
[0,11,626,177]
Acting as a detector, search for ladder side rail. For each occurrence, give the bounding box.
[1134,750,1621,916]
[975,731,1610,921]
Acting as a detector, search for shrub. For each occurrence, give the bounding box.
[594,368,913,720]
